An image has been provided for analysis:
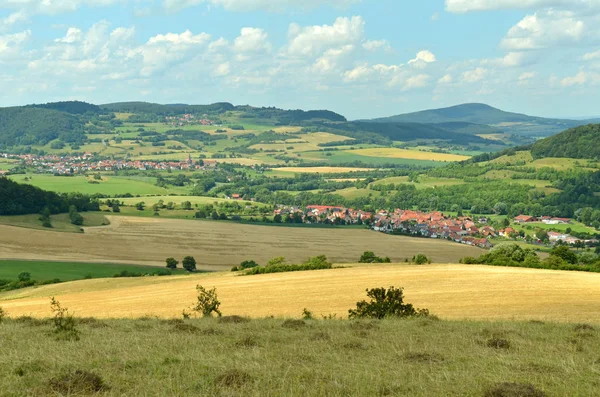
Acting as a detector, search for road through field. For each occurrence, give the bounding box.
[0,216,483,270]
[2,264,599,322]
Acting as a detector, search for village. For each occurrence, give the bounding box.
[0,153,218,175]
[273,205,598,249]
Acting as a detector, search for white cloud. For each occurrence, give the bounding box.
[312,44,354,73]
[445,0,586,13]
[462,67,487,83]
[287,16,364,57]
[518,71,536,85]
[234,27,271,55]
[162,0,360,13]
[343,64,371,82]
[213,62,230,77]
[501,10,585,50]
[402,74,430,90]
[583,49,600,60]
[560,71,596,86]
[0,11,28,32]
[438,74,453,84]
[0,30,31,58]
[147,30,210,45]
[408,50,436,68]
[55,28,82,43]
[362,39,389,51]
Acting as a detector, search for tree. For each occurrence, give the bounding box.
[348,287,429,319]
[273,214,282,223]
[112,202,120,213]
[218,212,228,220]
[211,211,219,220]
[182,256,197,272]
[190,285,222,317]
[182,201,192,210]
[536,229,549,242]
[358,251,390,263]
[165,257,178,269]
[135,202,145,211]
[18,272,31,282]
[550,246,578,265]
[195,210,207,219]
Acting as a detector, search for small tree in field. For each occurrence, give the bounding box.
[165,257,178,269]
[348,287,429,320]
[0,306,6,323]
[411,254,431,265]
[50,297,80,341]
[191,285,222,317]
[182,256,197,272]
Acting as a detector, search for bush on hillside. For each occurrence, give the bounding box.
[165,257,178,269]
[50,297,80,341]
[411,254,431,265]
[245,256,332,275]
[348,286,430,319]
[190,285,222,317]
[358,251,391,264]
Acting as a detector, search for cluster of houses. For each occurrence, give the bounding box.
[0,153,219,175]
[371,209,495,248]
[164,114,215,127]
[513,215,572,225]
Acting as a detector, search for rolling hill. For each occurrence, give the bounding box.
[530,123,600,160]
[367,103,593,137]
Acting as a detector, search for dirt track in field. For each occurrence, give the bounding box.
[0,216,483,270]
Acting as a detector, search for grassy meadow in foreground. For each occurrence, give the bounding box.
[0,317,598,396]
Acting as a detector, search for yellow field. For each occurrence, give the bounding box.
[476,133,506,141]
[271,166,374,174]
[2,264,599,322]
[250,132,352,153]
[346,148,470,162]
[0,216,482,269]
[487,151,533,165]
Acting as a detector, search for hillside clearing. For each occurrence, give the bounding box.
[0,216,482,269]
[346,148,470,162]
[2,264,599,322]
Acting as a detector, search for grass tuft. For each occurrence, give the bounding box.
[47,370,107,395]
[282,319,306,329]
[213,369,253,389]
[483,382,546,397]
[219,315,249,324]
[486,337,511,350]
[403,352,445,364]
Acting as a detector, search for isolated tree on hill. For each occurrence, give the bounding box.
[182,256,197,272]
[182,201,192,210]
[348,286,429,319]
[69,205,84,226]
[112,202,120,213]
[135,202,145,211]
[165,258,178,269]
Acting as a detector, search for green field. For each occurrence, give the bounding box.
[514,221,597,235]
[301,150,443,167]
[116,196,267,208]
[0,260,185,282]
[0,317,597,396]
[8,175,188,195]
[371,176,466,190]
[0,213,109,233]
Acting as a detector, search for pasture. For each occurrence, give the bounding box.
[0,213,109,233]
[270,166,374,174]
[346,148,471,162]
[371,176,466,190]
[0,260,184,282]
[0,216,483,268]
[2,264,600,322]
[116,196,267,208]
[8,175,187,196]
[1,317,598,396]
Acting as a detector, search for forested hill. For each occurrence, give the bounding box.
[101,102,235,115]
[26,101,101,114]
[530,124,600,159]
[0,177,98,215]
[0,107,86,147]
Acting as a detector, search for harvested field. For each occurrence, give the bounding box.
[346,148,470,162]
[0,216,482,270]
[2,264,599,322]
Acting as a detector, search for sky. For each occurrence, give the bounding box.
[0,0,599,119]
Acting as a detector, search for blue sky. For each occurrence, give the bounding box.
[1,0,599,119]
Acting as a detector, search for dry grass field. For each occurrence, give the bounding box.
[0,217,482,269]
[2,264,599,322]
[346,148,470,162]
[270,166,374,174]
[249,132,351,152]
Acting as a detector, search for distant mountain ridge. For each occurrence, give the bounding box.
[366,103,595,137]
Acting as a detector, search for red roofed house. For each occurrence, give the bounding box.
[514,215,535,223]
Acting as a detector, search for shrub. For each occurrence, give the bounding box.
[359,251,391,263]
[239,260,259,269]
[213,369,252,389]
[348,287,430,319]
[0,306,5,323]
[551,246,578,265]
[50,297,80,341]
[190,285,222,317]
[18,272,31,282]
[48,370,107,394]
[165,257,178,269]
[244,256,333,275]
[302,308,314,320]
[411,254,431,265]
